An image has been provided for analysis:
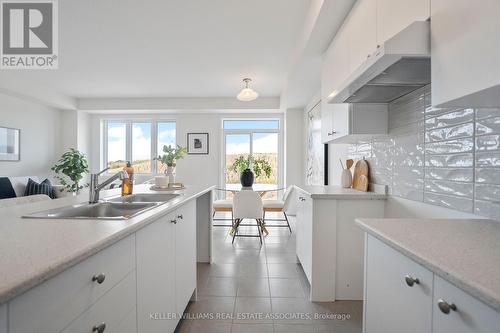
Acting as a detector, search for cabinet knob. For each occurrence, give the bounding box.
[327,131,337,136]
[404,274,419,287]
[92,323,106,333]
[299,197,306,202]
[376,44,381,48]
[92,273,106,284]
[177,214,183,220]
[437,299,457,314]
[170,219,177,224]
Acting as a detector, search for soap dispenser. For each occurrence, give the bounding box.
[121,162,134,196]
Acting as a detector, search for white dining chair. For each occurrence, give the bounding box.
[262,186,293,233]
[231,190,264,244]
[212,189,233,226]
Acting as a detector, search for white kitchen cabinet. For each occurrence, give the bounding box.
[61,271,136,333]
[321,101,332,143]
[348,0,377,73]
[321,23,350,110]
[116,307,138,333]
[9,235,135,333]
[363,235,433,333]
[136,212,177,333]
[295,191,313,282]
[174,199,197,314]
[431,0,500,107]
[329,103,388,143]
[433,275,500,333]
[377,0,430,45]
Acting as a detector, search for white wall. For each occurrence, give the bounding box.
[285,108,304,187]
[0,92,63,178]
[88,112,284,189]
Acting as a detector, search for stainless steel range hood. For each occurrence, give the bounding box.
[327,21,430,104]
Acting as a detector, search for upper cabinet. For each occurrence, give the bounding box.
[377,0,430,44]
[348,0,377,73]
[431,0,500,107]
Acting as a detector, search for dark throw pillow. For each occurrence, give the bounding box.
[0,177,17,199]
[24,178,56,199]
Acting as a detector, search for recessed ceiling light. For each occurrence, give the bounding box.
[237,78,259,102]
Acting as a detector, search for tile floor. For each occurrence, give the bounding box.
[175,214,362,333]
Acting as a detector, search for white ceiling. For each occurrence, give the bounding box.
[0,0,310,99]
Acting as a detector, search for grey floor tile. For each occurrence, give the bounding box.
[233,297,273,323]
[271,297,319,324]
[237,277,270,297]
[231,323,274,333]
[207,263,238,277]
[269,278,305,298]
[267,263,300,278]
[199,277,238,296]
[238,263,268,278]
[186,296,235,322]
[185,320,232,333]
[266,252,299,264]
[275,323,316,333]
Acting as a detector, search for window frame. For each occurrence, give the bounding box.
[220,117,283,190]
[102,119,176,175]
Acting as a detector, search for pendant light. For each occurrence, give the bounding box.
[237,78,259,101]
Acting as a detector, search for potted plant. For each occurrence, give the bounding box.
[156,144,187,183]
[230,155,272,187]
[52,148,89,194]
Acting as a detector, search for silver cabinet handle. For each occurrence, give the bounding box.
[437,299,457,314]
[299,197,306,202]
[327,130,337,136]
[177,214,183,220]
[92,323,106,333]
[92,273,106,284]
[170,219,177,224]
[405,274,419,287]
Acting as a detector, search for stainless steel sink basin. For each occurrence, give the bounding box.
[107,193,180,204]
[23,202,160,220]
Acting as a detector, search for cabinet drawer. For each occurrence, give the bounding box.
[364,235,433,333]
[61,271,136,333]
[433,275,500,333]
[116,306,137,333]
[9,235,135,333]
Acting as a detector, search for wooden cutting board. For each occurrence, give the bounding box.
[352,159,369,192]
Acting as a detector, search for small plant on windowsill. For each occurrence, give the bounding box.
[51,148,89,194]
[230,155,272,187]
[155,144,187,183]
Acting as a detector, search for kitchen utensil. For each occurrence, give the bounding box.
[346,159,354,170]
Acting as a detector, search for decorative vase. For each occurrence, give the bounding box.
[166,165,176,184]
[341,169,352,188]
[240,168,254,187]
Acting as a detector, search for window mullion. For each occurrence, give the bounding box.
[126,122,132,165]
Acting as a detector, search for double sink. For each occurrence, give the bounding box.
[24,193,181,220]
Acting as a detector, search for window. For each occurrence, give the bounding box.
[103,120,176,174]
[222,118,282,199]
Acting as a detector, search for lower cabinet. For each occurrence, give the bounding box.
[0,304,6,333]
[433,275,500,333]
[364,234,433,333]
[364,235,500,333]
[295,191,313,283]
[136,201,197,333]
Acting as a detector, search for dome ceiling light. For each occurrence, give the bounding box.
[237,78,259,101]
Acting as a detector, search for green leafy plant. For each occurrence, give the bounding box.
[51,148,89,193]
[230,155,272,178]
[156,144,187,167]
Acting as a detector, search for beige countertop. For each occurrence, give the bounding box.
[355,218,500,312]
[0,184,214,305]
[294,185,387,200]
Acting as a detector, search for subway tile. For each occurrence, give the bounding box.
[425,107,462,118]
[424,192,473,213]
[425,153,473,168]
[425,123,474,142]
[475,183,500,201]
[475,168,500,185]
[425,168,473,182]
[476,151,500,167]
[476,108,500,120]
[425,109,474,130]
[476,134,500,151]
[475,200,500,220]
[425,138,474,154]
[424,180,473,198]
[476,116,500,135]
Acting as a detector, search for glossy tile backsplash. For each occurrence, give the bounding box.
[347,85,500,220]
